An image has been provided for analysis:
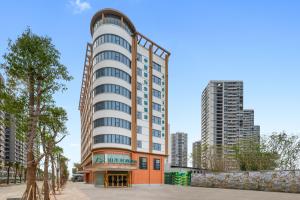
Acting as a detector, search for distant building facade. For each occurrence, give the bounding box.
[0,74,5,169]
[201,81,260,170]
[192,141,201,168]
[171,132,188,167]
[4,114,27,167]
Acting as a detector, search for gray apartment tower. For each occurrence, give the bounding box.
[192,141,201,168]
[0,74,27,171]
[171,132,188,167]
[201,81,260,170]
[0,74,5,169]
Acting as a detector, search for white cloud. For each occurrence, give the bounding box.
[70,0,91,14]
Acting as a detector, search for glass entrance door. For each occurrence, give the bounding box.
[107,174,128,187]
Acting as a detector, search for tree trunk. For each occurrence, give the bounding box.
[51,155,56,194]
[25,151,37,200]
[19,168,22,183]
[24,168,27,182]
[14,165,17,184]
[43,154,50,200]
[7,166,10,185]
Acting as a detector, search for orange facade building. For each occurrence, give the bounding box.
[79,8,170,187]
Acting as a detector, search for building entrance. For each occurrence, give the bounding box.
[105,171,130,187]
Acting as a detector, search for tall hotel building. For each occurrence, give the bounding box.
[79,9,170,187]
[201,81,260,170]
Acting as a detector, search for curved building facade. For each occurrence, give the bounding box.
[79,8,170,187]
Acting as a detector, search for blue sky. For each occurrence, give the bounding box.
[1,0,300,169]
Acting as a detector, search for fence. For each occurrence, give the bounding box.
[164,172,191,186]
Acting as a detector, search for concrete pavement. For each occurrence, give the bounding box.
[1,182,299,200]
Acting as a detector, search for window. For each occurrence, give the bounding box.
[137,53,142,62]
[93,16,133,35]
[94,67,131,84]
[153,89,161,99]
[153,143,161,151]
[152,102,161,112]
[137,97,142,105]
[137,67,142,76]
[137,82,142,91]
[152,75,161,85]
[152,116,161,125]
[94,84,131,99]
[139,157,147,169]
[153,62,161,72]
[152,129,161,138]
[137,126,142,134]
[94,117,131,130]
[94,134,131,146]
[137,111,142,120]
[137,140,142,148]
[94,51,131,68]
[94,101,131,114]
[93,34,131,52]
[153,159,160,170]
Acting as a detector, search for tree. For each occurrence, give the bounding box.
[267,132,300,170]
[5,161,14,184]
[234,138,278,171]
[0,28,72,200]
[14,162,20,184]
[51,146,63,194]
[72,162,83,175]
[40,107,68,200]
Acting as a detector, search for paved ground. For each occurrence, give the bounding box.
[1,182,300,200]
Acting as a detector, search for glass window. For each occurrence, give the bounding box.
[137,97,142,105]
[94,134,131,146]
[137,140,142,148]
[94,84,131,99]
[153,62,161,72]
[137,126,142,134]
[94,118,131,130]
[137,111,142,120]
[139,157,147,169]
[153,89,161,99]
[152,129,161,138]
[94,101,131,115]
[152,75,161,86]
[137,67,142,76]
[137,82,142,91]
[94,51,131,68]
[153,143,161,151]
[153,159,160,170]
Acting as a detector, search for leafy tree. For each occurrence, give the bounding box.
[267,132,300,170]
[0,28,72,200]
[40,107,67,200]
[51,146,63,194]
[234,138,278,171]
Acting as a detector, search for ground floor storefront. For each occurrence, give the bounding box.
[82,149,165,187]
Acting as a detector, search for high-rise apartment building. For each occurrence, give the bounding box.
[201,81,260,170]
[79,8,170,187]
[171,132,188,167]
[192,141,201,168]
[5,114,27,167]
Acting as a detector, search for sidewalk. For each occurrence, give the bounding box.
[51,182,89,200]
